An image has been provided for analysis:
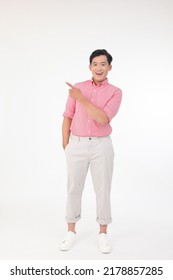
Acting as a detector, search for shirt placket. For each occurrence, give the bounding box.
[87,87,97,136]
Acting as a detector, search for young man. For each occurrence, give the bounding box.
[60,49,122,253]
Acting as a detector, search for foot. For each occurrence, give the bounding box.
[98,233,111,254]
[59,231,76,251]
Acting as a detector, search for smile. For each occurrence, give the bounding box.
[95,72,103,75]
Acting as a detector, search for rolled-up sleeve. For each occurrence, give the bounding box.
[63,96,76,119]
[103,88,122,122]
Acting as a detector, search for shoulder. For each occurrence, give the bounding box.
[107,82,122,95]
[74,80,91,88]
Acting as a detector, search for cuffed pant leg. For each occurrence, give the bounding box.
[90,137,114,225]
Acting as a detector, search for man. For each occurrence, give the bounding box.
[60,49,122,253]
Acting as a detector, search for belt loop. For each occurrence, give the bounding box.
[78,136,80,142]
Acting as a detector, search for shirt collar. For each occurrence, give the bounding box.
[90,78,108,87]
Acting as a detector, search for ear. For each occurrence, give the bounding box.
[109,64,112,71]
[89,64,92,71]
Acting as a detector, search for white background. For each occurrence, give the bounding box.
[0,0,173,260]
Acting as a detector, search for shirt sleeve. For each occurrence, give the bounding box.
[103,88,122,122]
[63,96,76,119]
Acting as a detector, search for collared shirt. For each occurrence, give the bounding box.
[63,79,122,137]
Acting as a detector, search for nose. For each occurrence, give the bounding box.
[96,64,102,70]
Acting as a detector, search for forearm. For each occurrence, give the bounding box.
[62,117,72,149]
[79,96,109,125]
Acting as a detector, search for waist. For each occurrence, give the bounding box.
[71,135,110,141]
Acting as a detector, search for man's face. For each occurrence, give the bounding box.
[89,55,112,84]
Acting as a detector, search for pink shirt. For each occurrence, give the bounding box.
[63,79,122,137]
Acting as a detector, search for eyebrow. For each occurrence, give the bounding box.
[92,61,107,64]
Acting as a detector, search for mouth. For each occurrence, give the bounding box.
[95,72,103,76]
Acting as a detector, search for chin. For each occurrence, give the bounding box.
[95,77,104,81]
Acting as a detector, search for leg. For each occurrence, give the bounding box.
[60,138,89,251]
[90,137,114,254]
[65,138,89,225]
[90,137,114,225]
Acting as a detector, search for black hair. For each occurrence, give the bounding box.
[89,49,113,65]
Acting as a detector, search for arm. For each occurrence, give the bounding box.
[79,96,109,125]
[62,116,72,149]
[66,82,109,125]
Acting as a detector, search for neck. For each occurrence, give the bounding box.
[92,78,107,86]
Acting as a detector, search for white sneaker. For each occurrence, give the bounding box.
[59,231,76,251]
[98,233,111,254]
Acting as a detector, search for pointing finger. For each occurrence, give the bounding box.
[65,81,74,88]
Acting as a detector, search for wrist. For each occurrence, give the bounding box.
[62,140,69,149]
[63,143,68,150]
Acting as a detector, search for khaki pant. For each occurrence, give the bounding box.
[65,135,114,225]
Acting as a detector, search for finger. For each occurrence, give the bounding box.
[65,81,74,88]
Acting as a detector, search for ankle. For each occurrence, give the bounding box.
[99,224,107,234]
[67,223,76,233]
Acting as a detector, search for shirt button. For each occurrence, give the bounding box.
[88,130,91,133]
[88,119,90,122]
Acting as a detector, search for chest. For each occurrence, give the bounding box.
[80,85,114,108]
